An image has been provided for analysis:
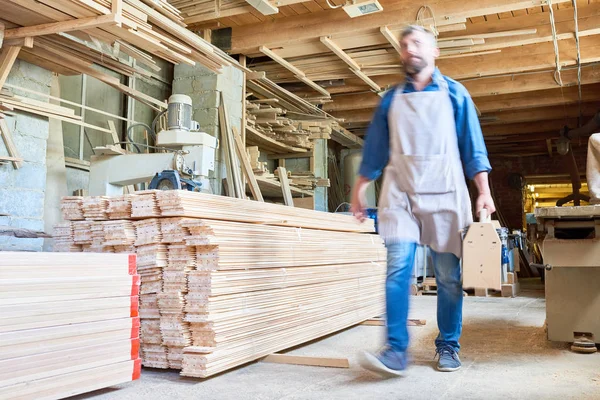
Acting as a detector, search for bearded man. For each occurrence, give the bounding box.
[351,25,496,375]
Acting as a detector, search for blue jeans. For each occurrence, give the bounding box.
[385,242,463,352]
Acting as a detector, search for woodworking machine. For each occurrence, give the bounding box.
[89,94,217,196]
[534,112,600,352]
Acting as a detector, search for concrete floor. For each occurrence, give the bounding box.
[74,280,600,400]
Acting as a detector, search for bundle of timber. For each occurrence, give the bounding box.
[246,146,268,176]
[0,252,140,399]
[274,169,330,191]
[246,102,314,150]
[56,191,384,377]
[0,89,83,126]
[155,190,373,232]
[2,0,235,115]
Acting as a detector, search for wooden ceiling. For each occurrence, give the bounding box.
[183,0,600,156]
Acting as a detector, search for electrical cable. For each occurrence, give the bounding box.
[126,123,154,153]
[151,109,168,141]
[325,0,344,9]
[547,0,563,86]
[572,0,583,126]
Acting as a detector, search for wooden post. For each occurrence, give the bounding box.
[232,126,264,202]
[277,166,294,207]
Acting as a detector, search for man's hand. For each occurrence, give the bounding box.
[350,176,371,222]
[473,172,496,220]
[475,192,496,219]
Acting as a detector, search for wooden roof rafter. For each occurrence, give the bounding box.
[259,45,331,97]
[319,35,381,92]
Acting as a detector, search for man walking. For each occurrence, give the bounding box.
[351,25,495,375]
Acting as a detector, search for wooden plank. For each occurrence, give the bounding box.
[232,126,264,202]
[4,14,118,40]
[259,45,306,77]
[277,166,294,206]
[319,36,361,70]
[261,354,349,368]
[360,318,427,326]
[108,120,121,147]
[380,26,402,55]
[0,45,21,90]
[0,117,22,168]
[351,69,381,92]
[219,93,241,198]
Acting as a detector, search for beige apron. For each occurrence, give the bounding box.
[377,79,473,258]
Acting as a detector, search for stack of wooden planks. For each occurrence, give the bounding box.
[56,190,385,378]
[0,252,141,399]
[1,0,237,114]
[274,169,330,191]
[246,101,314,150]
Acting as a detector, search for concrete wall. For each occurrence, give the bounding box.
[173,64,243,194]
[0,60,52,251]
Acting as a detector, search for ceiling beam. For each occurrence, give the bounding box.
[259,46,330,97]
[325,82,600,114]
[253,36,600,91]
[481,102,600,126]
[482,118,580,136]
[320,36,381,92]
[228,0,570,53]
[380,26,402,55]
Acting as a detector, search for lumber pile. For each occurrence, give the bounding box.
[55,190,385,377]
[245,146,329,194]
[274,169,330,191]
[1,0,234,112]
[246,101,314,150]
[246,146,269,175]
[0,252,140,399]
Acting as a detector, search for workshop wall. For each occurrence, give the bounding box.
[0,60,52,251]
[489,147,588,230]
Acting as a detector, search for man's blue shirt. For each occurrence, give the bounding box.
[359,68,492,181]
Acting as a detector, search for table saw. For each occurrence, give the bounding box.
[535,205,600,351]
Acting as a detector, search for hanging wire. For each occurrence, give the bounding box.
[325,0,345,9]
[547,0,564,86]
[416,5,439,37]
[572,0,583,127]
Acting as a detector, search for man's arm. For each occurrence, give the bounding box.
[473,171,496,218]
[451,81,496,217]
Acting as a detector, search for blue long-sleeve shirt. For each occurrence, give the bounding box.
[359,68,492,181]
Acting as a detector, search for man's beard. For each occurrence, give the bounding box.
[404,56,427,76]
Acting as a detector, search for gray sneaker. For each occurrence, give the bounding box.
[359,347,408,377]
[435,346,461,372]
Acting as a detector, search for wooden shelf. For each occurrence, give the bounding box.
[246,125,308,155]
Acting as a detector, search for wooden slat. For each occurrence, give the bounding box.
[261,354,350,368]
[4,14,118,39]
[277,166,294,206]
[0,45,21,90]
[0,116,22,168]
[232,127,264,201]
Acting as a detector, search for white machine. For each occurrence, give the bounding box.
[533,111,600,353]
[89,94,218,196]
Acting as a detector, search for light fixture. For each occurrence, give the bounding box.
[535,193,540,198]
[530,185,535,193]
[342,0,383,17]
[556,136,570,155]
[535,202,539,207]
